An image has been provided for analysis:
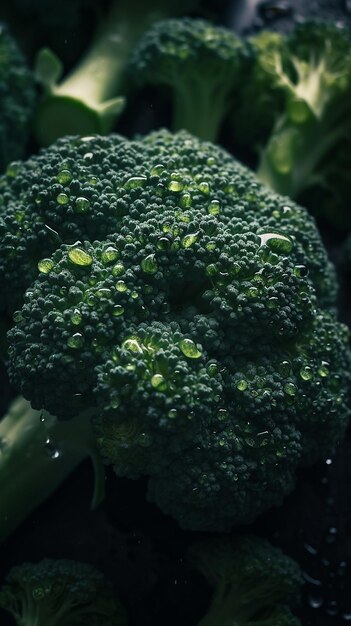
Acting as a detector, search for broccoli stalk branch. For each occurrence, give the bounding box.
[0,396,104,543]
[35,0,187,146]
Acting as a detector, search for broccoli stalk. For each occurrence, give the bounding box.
[0,397,105,543]
[34,0,198,146]
[247,23,351,203]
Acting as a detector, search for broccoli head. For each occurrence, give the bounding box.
[0,558,127,626]
[0,23,36,171]
[129,18,252,141]
[189,535,302,626]
[232,22,351,226]
[2,130,349,535]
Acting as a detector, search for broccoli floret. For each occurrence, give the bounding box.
[1,130,349,537]
[129,18,252,142]
[33,0,200,146]
[0,130,337,314]
[189,536,302,626]
[0,23,36,171]
[232,22,351,224]
[0,558,127,626]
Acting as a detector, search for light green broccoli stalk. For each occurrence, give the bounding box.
[34,0,199,146]
[0,23,36,171]
[232,22,351,226]
[0,559,127,626]
[129,18,252,142]
[189,536,302,626]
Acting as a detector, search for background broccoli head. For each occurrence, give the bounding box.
[0,22,36,172]
[6,130,350,531]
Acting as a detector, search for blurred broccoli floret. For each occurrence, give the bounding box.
[129,17,252,141]
[232,22,351,227]
[0,23,36,171]
[0,558,127,626]
[34,0,200,146]
[189,536,302,626]
[0,130,349,539]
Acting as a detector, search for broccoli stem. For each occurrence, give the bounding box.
[197,582,258,626]
[0,396,104,543]
[172,80,232,142]
[257,98,351,199]
[35,0,180,146]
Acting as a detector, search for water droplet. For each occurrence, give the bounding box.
[125,176,147,189]
[38,258,54,274]
[266,296,279,309]
[205,263,217,277]
[180,192,192,208]
[284,382,297,396]
[74,197,90,213]
[44,438,61,459]
[168,180,184,192]
[44,224,62,244]
[318,361,329,377]
[113,305,125,317]
[70,309,82,325]
[326,458,333,465]
[67,333,84,349]
[122,337,143,353]
[56,192,69,205]
[101,246,119,264]
[168,409,177,419]
[182,232,199,248]
[198,181,210,194]
[151,164,165,176]
[141,254,158,274]
[259,231,293,254]
[237,379,248,391]
[217,409,228,421]
[279,360,291,377]
[112,262,125,276]
[57,169,73,184]
[300,366,313,381]
[179,338,202,359]
[295,264,308,278]
[208,200,221,215]
[308,593,323,609]
[342,612,351,621]
[116,280,127,292]
[67,247,93,267]
[151,374,167,390]
[207,363,219,376]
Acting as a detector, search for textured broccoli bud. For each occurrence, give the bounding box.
[0,23,36,171]
[0,558,127,626]
[232,22,351,225]
[189,536,302,626]
[129,18,252,142]
[34,0,200,146]
[3,131,350,535]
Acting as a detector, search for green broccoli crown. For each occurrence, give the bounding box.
[189,536,302,626]
[0,558,127,626]
[7,131,350,531]
[129,18,252,141]
[0,130,336,313]
[0,23,36,171]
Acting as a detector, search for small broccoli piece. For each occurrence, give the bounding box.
[0,23,36,171]
[34,0,200,146]
[232,22,351,224]
[2,130,349,537]
[189,536,302,626]
[129,18,252,142]
[0,558,127,626]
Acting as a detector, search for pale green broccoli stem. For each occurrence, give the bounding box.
[35,0,177,146]
[0,397,104,543]
[256,53,351,198]
[198,581,267,626]
[172,77,235,142]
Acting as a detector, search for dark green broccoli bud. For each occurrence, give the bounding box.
[0,558,127,626]
[232,23,351,225]
[6,167,350,532]
[189,536,302,626]
[0,23,36,171]
[0,130,336,314]
[129,18,252,142]
[34,0,200,146]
